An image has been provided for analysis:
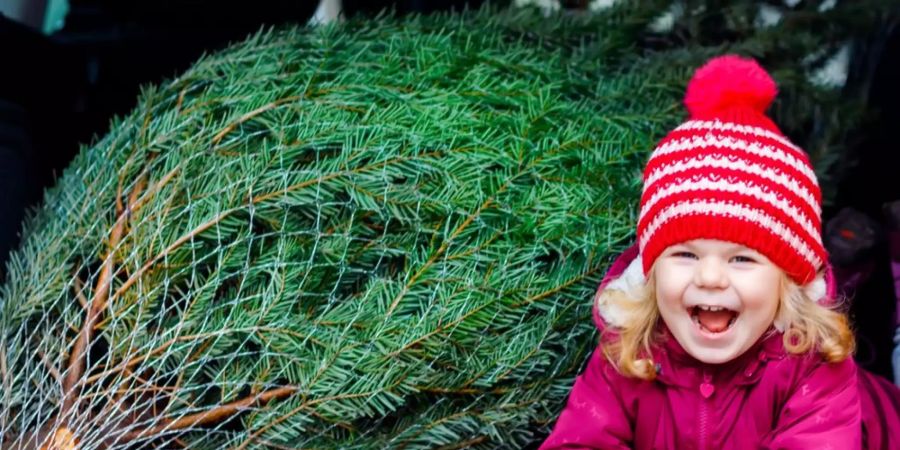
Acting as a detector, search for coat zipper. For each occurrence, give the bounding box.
[699,371,713,450]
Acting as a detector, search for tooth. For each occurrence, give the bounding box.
[710,306,722,312]
[699,305,710,311]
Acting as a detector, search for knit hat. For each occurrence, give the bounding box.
[636,54,826,286]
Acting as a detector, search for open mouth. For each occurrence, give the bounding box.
[689,305,738,334]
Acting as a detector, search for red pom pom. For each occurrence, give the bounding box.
[684,55,777,118]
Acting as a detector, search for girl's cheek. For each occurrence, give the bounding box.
[741,269,782,306]
[655,273,685,304]
[739,284,780,310]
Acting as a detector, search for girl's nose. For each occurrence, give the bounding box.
[694,257,729,289]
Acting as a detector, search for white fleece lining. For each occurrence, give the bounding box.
[596,257,646,327]
[802,275,827,304]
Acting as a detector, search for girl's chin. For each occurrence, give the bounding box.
[684,342,741,364]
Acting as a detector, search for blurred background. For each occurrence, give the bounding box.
[2,0,899,383]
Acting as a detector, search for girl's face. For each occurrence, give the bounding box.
[655,239,782,365]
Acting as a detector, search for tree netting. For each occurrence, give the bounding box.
[0,3,886,449]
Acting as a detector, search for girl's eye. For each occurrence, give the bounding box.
[672,251,697,259]
[731,255,755,263]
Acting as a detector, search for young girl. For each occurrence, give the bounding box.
[540,55,900,449]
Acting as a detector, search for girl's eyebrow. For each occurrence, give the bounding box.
[681,241,750,254]
[727,243,755,254]
[724,246,761,259]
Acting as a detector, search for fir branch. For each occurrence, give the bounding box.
[120,386,297,442]
[60,167,144,417]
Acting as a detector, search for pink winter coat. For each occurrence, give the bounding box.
[540,244,900,449]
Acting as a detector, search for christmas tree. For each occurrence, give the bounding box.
[0,3,892,449]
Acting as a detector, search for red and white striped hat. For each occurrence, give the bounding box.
[637,54,826,285]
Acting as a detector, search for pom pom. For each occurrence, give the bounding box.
[684,54,777,118]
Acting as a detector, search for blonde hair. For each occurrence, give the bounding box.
[598,267,856,381]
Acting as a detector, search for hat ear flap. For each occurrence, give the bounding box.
[596,257,647,327]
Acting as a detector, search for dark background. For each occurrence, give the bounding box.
[1,0,898,380]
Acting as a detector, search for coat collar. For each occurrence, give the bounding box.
[650,323,786,389]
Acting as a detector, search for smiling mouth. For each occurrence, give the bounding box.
[689,305,738,334]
